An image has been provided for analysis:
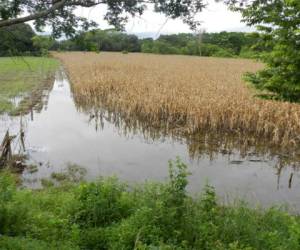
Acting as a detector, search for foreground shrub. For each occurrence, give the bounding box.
[0,236,77,250]
[73,177,134,228]
[0,159,300,249]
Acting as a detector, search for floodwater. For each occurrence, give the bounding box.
[1,69,300,211]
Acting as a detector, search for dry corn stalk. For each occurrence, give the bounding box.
[54,52,300,152]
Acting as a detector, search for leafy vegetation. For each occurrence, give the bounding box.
[0,57,59,114]
[140,32,260,58]
[0,25,261,59]
[58,29,140,53]
[0,23,36,56]
[1,159,300,249]
[31,35,55,57]
[56,29,261,58]
[229,0,300,101]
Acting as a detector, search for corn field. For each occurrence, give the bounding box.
[54,52,300,151]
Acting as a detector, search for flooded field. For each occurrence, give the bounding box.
[1,68,300,211]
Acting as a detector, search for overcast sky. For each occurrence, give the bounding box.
[34,0,252,38]
[73,0,252,38]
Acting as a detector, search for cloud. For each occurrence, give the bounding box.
[74,0,253,37]
[31,0,254,37]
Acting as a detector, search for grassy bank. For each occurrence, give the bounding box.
[1,159,300,250]
[0,57,59,115]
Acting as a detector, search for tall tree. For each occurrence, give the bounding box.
[32,35,55,56]
[0,23,35,56]
[0,0,205,38]
[228,0,300,101]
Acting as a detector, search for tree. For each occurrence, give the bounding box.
[31,35,55,56]
[151,40,180,54]
[66,29,141,52]
[158,33,195,47]
[228,0,300,101]
[0,23,35,56]
[185,40,199,55]
[0,0,205,38]
[202,32,246,55]
[141,38,154,53]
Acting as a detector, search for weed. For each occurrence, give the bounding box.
[0,159,300,249]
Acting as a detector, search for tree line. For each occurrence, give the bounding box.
[59,29,265,58]
[0,24,263,59]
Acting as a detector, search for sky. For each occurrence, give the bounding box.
[73,0,253,38]
[33,0,253,38]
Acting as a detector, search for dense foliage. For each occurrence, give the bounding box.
[229,0,300,101]
[0,24,261,58]
[59,29,140,53]
[140,32,260,57]
[57,29,261,58]
[0,23,36,56]
[1,159,300,249]
[31,35,55,56]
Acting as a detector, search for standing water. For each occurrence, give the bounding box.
[1,69,300,211]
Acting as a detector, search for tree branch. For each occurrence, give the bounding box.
[0,0,201,32]
[0,0,110,28]
[70,0,104,7]
[0,0,68,28]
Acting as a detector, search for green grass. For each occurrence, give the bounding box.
[0,57,59,114]
[1,159,300,250]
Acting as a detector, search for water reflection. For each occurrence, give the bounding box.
[1,69,300,211]
[77,104,300,174]
[77,105,300,196]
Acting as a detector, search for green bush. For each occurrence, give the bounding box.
[31,36,54,57]
[239,47,260,59]
[0,236,78,250]
[72,177,134,228]
[0,159,300,249]
[149,41,181,55]
[201,43,234,58]
[212,49,234,58]
[231,0,300,101]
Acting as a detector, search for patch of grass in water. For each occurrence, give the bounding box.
[26,164,38,174]
[51,172,69,182]
[0,98,14,113]
[41,178,55,188]
[50,163,87,184]
[0,57,59,115]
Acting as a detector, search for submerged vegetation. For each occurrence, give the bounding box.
[0,57,58,115]
[1,0,300,248]
[55,52,300,151]
[1,159,300,250]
